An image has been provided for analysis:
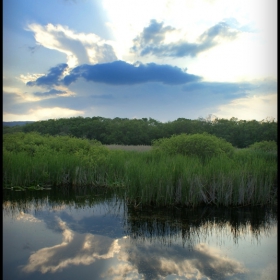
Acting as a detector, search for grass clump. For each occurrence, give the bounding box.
[3,132,109,188]
[152,133,234,161]
[248,140,277,153]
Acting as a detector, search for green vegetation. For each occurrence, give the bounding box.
[106,144,152,152]
[3,115,277,148]
[152,133,234,160]
[3,132,277,207]
[248,140,277,153]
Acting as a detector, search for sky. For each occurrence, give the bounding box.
[3,0,277,123]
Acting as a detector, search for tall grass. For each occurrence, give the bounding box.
[119,151,276,207]
[105,144,152,152]
[3,132,277,207]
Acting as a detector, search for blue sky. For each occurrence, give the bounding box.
[3,0,277,122]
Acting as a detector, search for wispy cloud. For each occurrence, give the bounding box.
[33,89,68,97]
[182,81,253,98]
[27,23,117,67]
[132,19,240,57]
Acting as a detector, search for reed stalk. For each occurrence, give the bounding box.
[3,132,277,207]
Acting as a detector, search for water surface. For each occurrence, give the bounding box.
[3,188,277,280]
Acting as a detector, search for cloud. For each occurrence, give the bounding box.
[132,19,175,49]
[18,73,45,84]
[26,63,68,87]
[27,23,117,67]
[64,60,201,85]
[182,81,253,98]
[34,89,68,97]
[213,93,277,121]
[132,20,240,58]
[3,87,42,103]
[3,107,85,122]
[26,61,201,87]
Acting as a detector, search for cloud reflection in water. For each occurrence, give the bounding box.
[20,215,248,279]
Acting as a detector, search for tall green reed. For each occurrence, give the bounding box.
[3,132,277,207]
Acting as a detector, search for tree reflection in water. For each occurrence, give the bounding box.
[3,187,277,280]
[3,186,277,248]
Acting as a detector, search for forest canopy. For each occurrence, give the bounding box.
[3,116,277,148]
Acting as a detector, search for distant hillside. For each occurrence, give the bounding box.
[3,121,35,127]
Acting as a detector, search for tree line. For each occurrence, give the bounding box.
[3,116,277,148]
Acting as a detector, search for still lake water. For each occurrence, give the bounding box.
[3,188,277,280]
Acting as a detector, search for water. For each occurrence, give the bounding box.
[3,188,277,280]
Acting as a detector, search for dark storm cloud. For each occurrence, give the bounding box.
[33,89,67,96]
[26,63,68,87]
[132,20,240,57]
[27,61,201,87]
[64,60,201,85]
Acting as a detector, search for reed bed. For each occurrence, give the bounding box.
[105,144,152,152]
[3,132,277,207]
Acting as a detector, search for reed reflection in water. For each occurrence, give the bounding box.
[3,188,277,280]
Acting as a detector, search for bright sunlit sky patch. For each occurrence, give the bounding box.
[3,0,277,122]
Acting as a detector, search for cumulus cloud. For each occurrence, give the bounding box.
[26,61,201,87]
[27,23,117,67]
[26,63,68,88]
[132,19,240,57]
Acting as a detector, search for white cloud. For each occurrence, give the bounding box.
[27,23,117,67]
[103,0,277,82]
[3,86,41,102]
[18,73,45,84]
[176,26,276,82]
[213,93,277,121]
[3,107,85,122]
